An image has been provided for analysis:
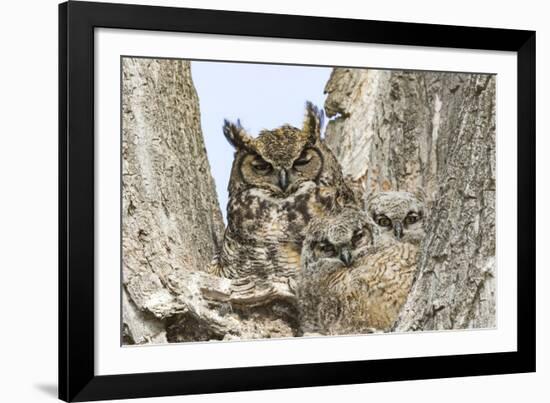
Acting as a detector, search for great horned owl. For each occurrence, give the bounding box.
[298,207,418,335]
[366,190,426,248]
[209,102,354,296]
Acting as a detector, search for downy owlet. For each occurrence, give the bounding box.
[366,190,426,249]
[298,207,419,335]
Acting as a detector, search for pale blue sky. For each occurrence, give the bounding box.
[191,61,332,222]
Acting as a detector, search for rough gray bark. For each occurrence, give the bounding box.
[122,57,224,342]
[122,58,295,344]
[324,68,496,330]
[123,60,496,344]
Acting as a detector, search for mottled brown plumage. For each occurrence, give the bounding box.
[208,103,355,297]
[298,208,420,335]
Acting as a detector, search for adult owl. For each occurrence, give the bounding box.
[366,190,426,249]
[298,207,419,335]
[208,102,355,302]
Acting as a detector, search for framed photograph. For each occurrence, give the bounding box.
[59,1,535,401]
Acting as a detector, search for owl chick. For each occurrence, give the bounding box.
[366,190,426,249]
[298,207,418,335]
[209,102,355,299]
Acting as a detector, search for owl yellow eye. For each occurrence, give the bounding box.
[294,152,312,167]
[376,216,392,227]
[251,158,272,174]
[317,241,336,255]
[404,212,421,225]
[351,230,364,245]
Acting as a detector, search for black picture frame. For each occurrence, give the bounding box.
[59,1,536,401]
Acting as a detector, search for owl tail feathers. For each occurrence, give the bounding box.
[303,101,324,143]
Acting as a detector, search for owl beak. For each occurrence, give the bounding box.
[393,222,403,240]
[340,248,353,267]
[278,169,289,191]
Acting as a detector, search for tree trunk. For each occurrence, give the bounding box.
[324,68,496,330]
[122,58,226,343]
[122,58,296,343]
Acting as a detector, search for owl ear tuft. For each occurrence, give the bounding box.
[413,188,427,203]
[223,119,254,150]
[364,192,377,209]
[302,101,324,144]
[365,192,387,217]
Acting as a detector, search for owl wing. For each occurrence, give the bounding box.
[350,243,418,330]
